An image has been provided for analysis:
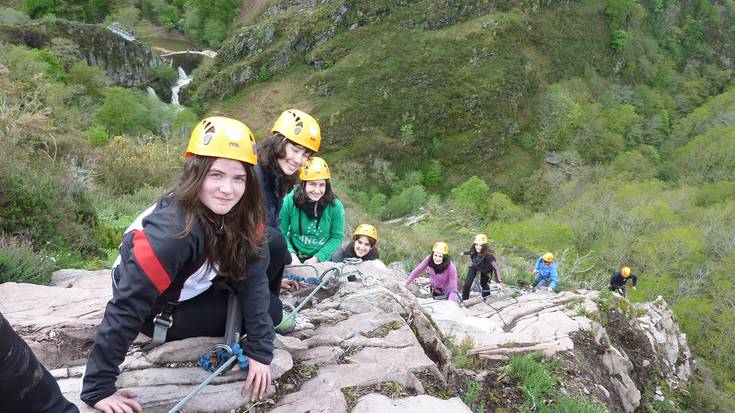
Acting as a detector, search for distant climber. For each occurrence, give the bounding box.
[531,252,558,291]
[460,233,502,300]
[405,242,460,302]
[331,224,380,263]
[609,266,637,297]
[280,157,345,265]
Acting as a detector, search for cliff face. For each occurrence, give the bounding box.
[0,19,163,86]
[0,262,692,412]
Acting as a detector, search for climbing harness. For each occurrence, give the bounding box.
[142,301,179,350]
[169,259,374,411]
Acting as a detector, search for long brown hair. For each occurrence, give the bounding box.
[469,243,493,257]
[174,155,265,282]
[258,133,311,197]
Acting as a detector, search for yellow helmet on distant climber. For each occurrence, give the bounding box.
[272,109,321,152]
[474,234,489,244]
[299,157,331,181]
[621,267,631,277]
[186,117,257,165]
[542,252,554,263]
[433,242,449,255]
[354,224,378,241]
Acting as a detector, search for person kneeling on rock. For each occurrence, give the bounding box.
[331,224,380,263]
[531,252,558,292]
[609,266,637,298]
[405,242,460,302]
[81,117,276,412]
[460,233,502,300]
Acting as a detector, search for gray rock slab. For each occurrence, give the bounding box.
[270,384,347,413]
[352,394,472,413]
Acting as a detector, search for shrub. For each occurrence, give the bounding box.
[0,7,31,24]
[694,181,735,206]
[150,65,178,88]
[69,61,108,98]
[449,176,490,214]
[382,185,428,219]
[95,136,181,195]
[0,236,55,285]
[87,126,110,146]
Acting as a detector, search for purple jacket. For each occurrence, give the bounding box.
[405,255,459,301]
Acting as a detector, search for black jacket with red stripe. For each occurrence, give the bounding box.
[81,194,274,407]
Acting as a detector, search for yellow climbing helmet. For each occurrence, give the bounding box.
[271,109,321,152]
[621,267,631,277]
[474,233,489,244]
[433,241,449,255]
[299,157,331,181]
[185,117,257,165]
[542,252,554,263]
[354,224,378,241]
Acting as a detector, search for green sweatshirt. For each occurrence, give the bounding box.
[279,189,345,262]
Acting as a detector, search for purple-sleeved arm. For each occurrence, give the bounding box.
[446,262,459,301]
[405,255,430,285]
[491,258,501,281]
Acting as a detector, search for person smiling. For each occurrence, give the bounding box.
[331,224,380,263]
[279,157,345,265]
[256,110,321,313]
[81,117,275,412]
[404,242,460,302]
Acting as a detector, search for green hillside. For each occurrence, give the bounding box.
[2,0,735,410]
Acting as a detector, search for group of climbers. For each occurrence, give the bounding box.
[1,109,642,412]
[404,233,502,302]
[73,111,383,412]
[404,236,638,303]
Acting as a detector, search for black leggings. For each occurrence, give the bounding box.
[462,267,493,300]
[265,226,291,325]
[141,283,282,341]
[0,312,79,413]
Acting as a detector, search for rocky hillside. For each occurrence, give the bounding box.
[0,260,691,412]
[0,19,163,86]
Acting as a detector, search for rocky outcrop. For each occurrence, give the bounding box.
[0,20,164,86]
[0,262,692,412]
[409,280,692,413]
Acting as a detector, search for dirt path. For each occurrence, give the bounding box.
[237,0,269,26]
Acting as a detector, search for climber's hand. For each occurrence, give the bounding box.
[241,357,271,402]
[281,279,307,290]
[94,390,143,413]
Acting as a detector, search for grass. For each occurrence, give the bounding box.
[445,335,487,371]
[507,352,607,413]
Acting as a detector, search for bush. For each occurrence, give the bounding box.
[0,7,31,24]
[95,136,181,195]
[150,65,178,88]
[0,149,97,250]
[449,176,490,214]
[69,61,108,98]
[694,181,735,206]
[87,126,110,146]
[0,236,55,285]
[382,185,428,219]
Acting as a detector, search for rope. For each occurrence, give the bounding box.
[168,352,239,413]
[276,259,370,330]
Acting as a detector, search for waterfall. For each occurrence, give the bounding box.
[170,66,192,106]
[146,86,157,97]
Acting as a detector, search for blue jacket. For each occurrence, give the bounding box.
[534,257,558,283]
[255,163,283,228]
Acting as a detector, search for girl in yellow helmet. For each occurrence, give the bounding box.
[331,224,380,262]
[460,234,502,300]
[256,110,322,299]
[405,242,460,302]
[81,117,274,411]
[280,157,345,265]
